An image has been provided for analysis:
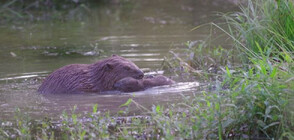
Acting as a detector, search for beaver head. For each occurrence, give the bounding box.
[87,55,144,91]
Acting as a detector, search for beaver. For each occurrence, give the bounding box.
[114,75,175,92]
[38,55,144,94]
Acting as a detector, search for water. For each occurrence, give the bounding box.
[0,0,238,119]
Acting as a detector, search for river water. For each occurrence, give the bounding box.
[0,0,238,119]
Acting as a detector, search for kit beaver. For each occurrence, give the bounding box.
[38,55,144,94]
[114,75,175,92]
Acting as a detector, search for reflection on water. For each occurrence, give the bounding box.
[0,0,238,119]
[0,71,48,81]
[127,82,200,95]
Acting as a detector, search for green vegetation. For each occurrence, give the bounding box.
[217,0,294,61]
[0,0,293,139]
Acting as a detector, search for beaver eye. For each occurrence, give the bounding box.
[123,66,131,70]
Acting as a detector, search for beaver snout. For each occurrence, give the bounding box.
[134,70,144,79]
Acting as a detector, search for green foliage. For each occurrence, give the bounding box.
[161,54,293,139]
[219,0,294,61]
[164,0,294,138]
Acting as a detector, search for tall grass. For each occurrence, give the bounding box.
[219,0,294,61]
[168,0,294,139]
[164,42,294,139]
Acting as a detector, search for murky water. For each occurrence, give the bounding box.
[0,0,238,119]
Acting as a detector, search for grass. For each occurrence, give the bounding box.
[164,41,294,139]
[0,0,293,139]
[217,0,294,61]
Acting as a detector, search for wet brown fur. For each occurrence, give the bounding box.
[38,55,144,94]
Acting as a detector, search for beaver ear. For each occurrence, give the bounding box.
[112,54,118,57]
[106,63,113,70]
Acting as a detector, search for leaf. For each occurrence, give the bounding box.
[255,41,265,57]
[260,63,267,76]
[182,112,186,118]
[264,105,280,122]
[169,110,173,118]
[123,128,128,135]
[257,120,266,128]
[283,51,293,63]
[270,67,277,78]
[226,66,232,78]
[206,101,211,107]
[192,125,198,131]
[80,130,87,139]
[263,122,280,130]
[249,68,253,77]
[222,118,235,128]
[117,110,125,115]
[215,103,220,111]
[156,105,161,113]
[72,114,77,125]
[73,105,77,113]
[241,83,246,92]
[190,24,207,31]
[92,104,98,113]
[119,99,132,108]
